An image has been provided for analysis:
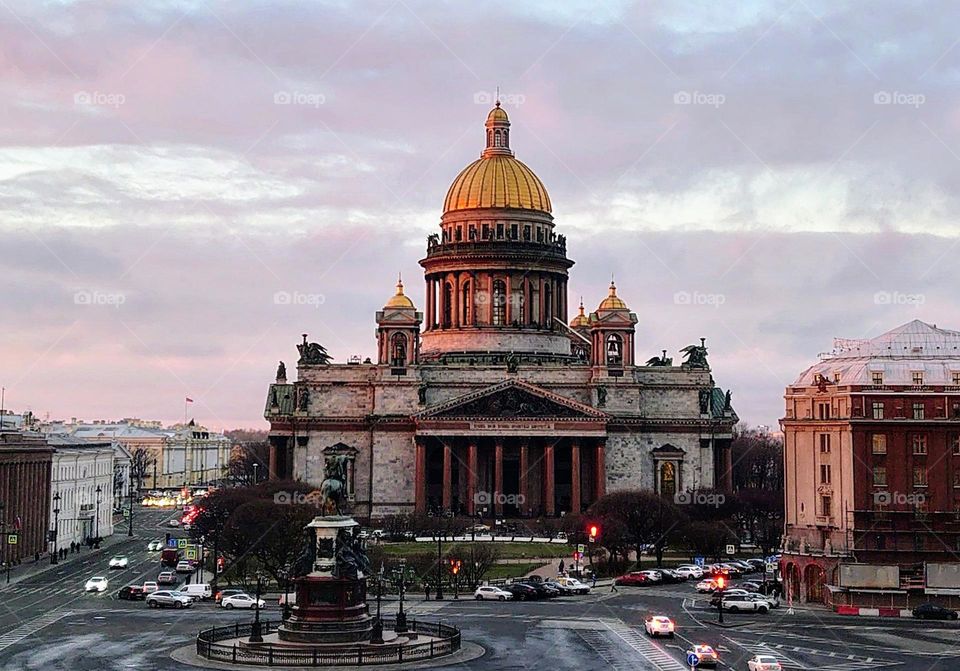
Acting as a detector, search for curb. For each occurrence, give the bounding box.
[835,606,913,618]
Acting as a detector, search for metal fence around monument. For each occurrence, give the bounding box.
[196,618,461,666]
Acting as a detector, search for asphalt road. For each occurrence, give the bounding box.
[0,525,956,671]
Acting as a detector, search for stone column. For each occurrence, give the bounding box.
[571,441,581,515]
[425,277,433,331]
[414,440,426,513]
[467,442,478,516]
[268,442,278,480]
[519,441,529,517]
[494,440,504,516]
[595,440,606,500]
[442,440,452,511]
[544,443,555,516]
[453,272,461,328]
[505,274,512,325]
[539,275,546,328]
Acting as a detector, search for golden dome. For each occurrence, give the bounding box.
[598,281,628,311]
[384,275,415,309]
[570,298,589,328]
[487,105,509,123]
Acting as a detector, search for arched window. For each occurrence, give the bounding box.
[442,283,453,328]
[494,129,502,147]
[606,333,623,365]
[461,281,471,325]
[544,284,552,328]
[487,129,493,146]
[660,462,676,497]
[492,279,506,326]
[391,333,407,367]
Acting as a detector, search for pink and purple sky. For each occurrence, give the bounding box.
[2,1,959,430]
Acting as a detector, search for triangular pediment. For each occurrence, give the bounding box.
[417,379,607,420]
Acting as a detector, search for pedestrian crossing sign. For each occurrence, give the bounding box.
[185,547,197,560]
[177,538,188,549]
[7,534,17,545]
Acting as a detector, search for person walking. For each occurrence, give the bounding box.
[558,559,565,576]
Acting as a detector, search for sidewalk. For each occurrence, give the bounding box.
[0,532,134,590]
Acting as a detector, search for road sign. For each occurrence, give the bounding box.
[686,652,700,667]
[725,544,736,556]
[694,556,705,567]
[7,534,17,545]
[185,547,197,561]
[177,538,188,549]
[577,544,585,553]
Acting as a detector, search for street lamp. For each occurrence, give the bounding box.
[0,501,8,584]
[249,571,266,643]
[94,485,103,547]
[127,479,134,537]
[395,562,411,634]
[435,531,444,600]
[370,564,384,644]
[51,493,61,564]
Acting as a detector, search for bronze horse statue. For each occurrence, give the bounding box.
[319,455,350,515]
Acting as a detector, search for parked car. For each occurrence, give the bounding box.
[913,603,959,620]
[167,519,180,527]
[674,565,703,579]
[146,590,193,608]
[108,555,128,569]
[639,570,662,583]
[748,654,783,671]
[748,593,780,609]
[696,579,718,593]
[686,644,719,668]
[614,572,649,587]
[221,593,266,609]
[732,561,755,573]
[180,583,212,601]
[721,595,772,613]
[658,569,687,584]
[504,583,538,601]
[215,588,245,604]
[473,585,512,601]
[518,581,556,599]
[175,560,194,574]
[709,589,751,607]
[740,581,763,592]
[543,579,576,596]
[556,576,591,594]
[117,585,145,600]
[85,576,109,592]
[745,559,766,571]
[643,615,675,637]
[142,581,159,594]
[157,571,177,586]
[147,540,164,552]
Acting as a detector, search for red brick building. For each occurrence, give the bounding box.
[782,320,960,608]
[0,431,53,564]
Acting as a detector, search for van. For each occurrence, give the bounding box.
[180,583,212,600]
[160,548,180,567]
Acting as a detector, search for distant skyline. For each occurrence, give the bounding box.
[2,1,959,429]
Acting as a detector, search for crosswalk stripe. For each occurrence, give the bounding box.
[0,610,72,652]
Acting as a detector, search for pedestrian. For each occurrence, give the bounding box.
[592,572,597,588]
[424,583,432,601]
[610,579,618,593]
[558,559,565,576]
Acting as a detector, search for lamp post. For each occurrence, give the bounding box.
[127,479,134,537]
[370,564,384,644]
[0,501,8,584]
[395,563,410,634]
[435,531,444,600]
[281,563,292,620]
[252,462,259,485]
[51,493,61,564]
[94,485,102,547]
[249,572,265,643]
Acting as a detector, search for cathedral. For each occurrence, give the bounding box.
[264,102,738,520]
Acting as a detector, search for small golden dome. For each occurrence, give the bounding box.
[444,156,551,214]
[598,281,628,311]
[487,104,509,123]
[384,275,415,309]
[569,298,589,328]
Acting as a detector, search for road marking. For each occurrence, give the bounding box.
[0,610,72,652]
[728,636,902,670]
[599,619,688,670]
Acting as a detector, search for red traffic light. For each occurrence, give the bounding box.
[716,576,726,590]
[588,524,599,541]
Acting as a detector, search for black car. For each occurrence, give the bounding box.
[543,580,576,595]
[117,585,146,601]
[658,570,687,584]
[913,603,959,620]
[517,582,554,599]
[504,583,538,601]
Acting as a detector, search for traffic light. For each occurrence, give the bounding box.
[716,575,725,591]
[448,559,461,575]
[216,556,225,574]
[588,524,599,542]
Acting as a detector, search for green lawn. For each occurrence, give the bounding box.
[378,541,571,559]
[486,562,547,580]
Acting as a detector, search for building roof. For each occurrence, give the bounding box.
[794,320,960,385]
[384,275,415,309]
[597,281,628,311]
[569,298,590,328]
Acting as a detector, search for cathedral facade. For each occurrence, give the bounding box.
[264,103,737,520]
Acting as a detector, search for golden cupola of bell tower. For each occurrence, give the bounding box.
[419,102,574,362]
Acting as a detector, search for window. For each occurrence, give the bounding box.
[872,371,883,385]
[494,129,502,147]
[817,403,831,420]
[523,225,531,241]
[606,334,623,366]
[953,372,960,385]
[954,468,960,487]
[819,434,831,453]
[834,372,841,383]
[913,403,925,420]
[873,466,887,486]
[820,464,832,484]
[496,223,504,239]
[913,465,928,487]
[872,402,884,419]
[872,434,887,454]
[442,283,453,328]
[390,333,407,367]
[492,280,506,326]
[912,371,924,385]
[461,282,470,325]
[952,435,960,455]
[659,462,676,497]
[912,435,928,455]
[820,495,832,518]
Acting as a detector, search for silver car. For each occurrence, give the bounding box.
[146,590,193,609]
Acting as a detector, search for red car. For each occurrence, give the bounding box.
[614,572,649,586]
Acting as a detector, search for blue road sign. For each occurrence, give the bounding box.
[687,652,700,667]
[694,556,705,567]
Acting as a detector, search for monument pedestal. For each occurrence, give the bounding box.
[278,575,374,643]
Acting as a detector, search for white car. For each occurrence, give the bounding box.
[748,654,783,671]
[696,579,718,593]
[142,581,159,593]
[108,555,128,569]
[175,560,194,574]
[146,590,193,608]
[168,519,180,527]
[147,540,164,552]
[473,585,513,601]
[721,595,771,613]
[643,615,675,637]
[556,577,591,594]
[221,593,265,609]
[675,565,703,579]
[85,576,109,592]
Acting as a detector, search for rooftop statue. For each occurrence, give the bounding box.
[680,339,709,369]
[298,334,332,365]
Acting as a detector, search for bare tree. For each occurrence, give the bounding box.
[129,448,151,492]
